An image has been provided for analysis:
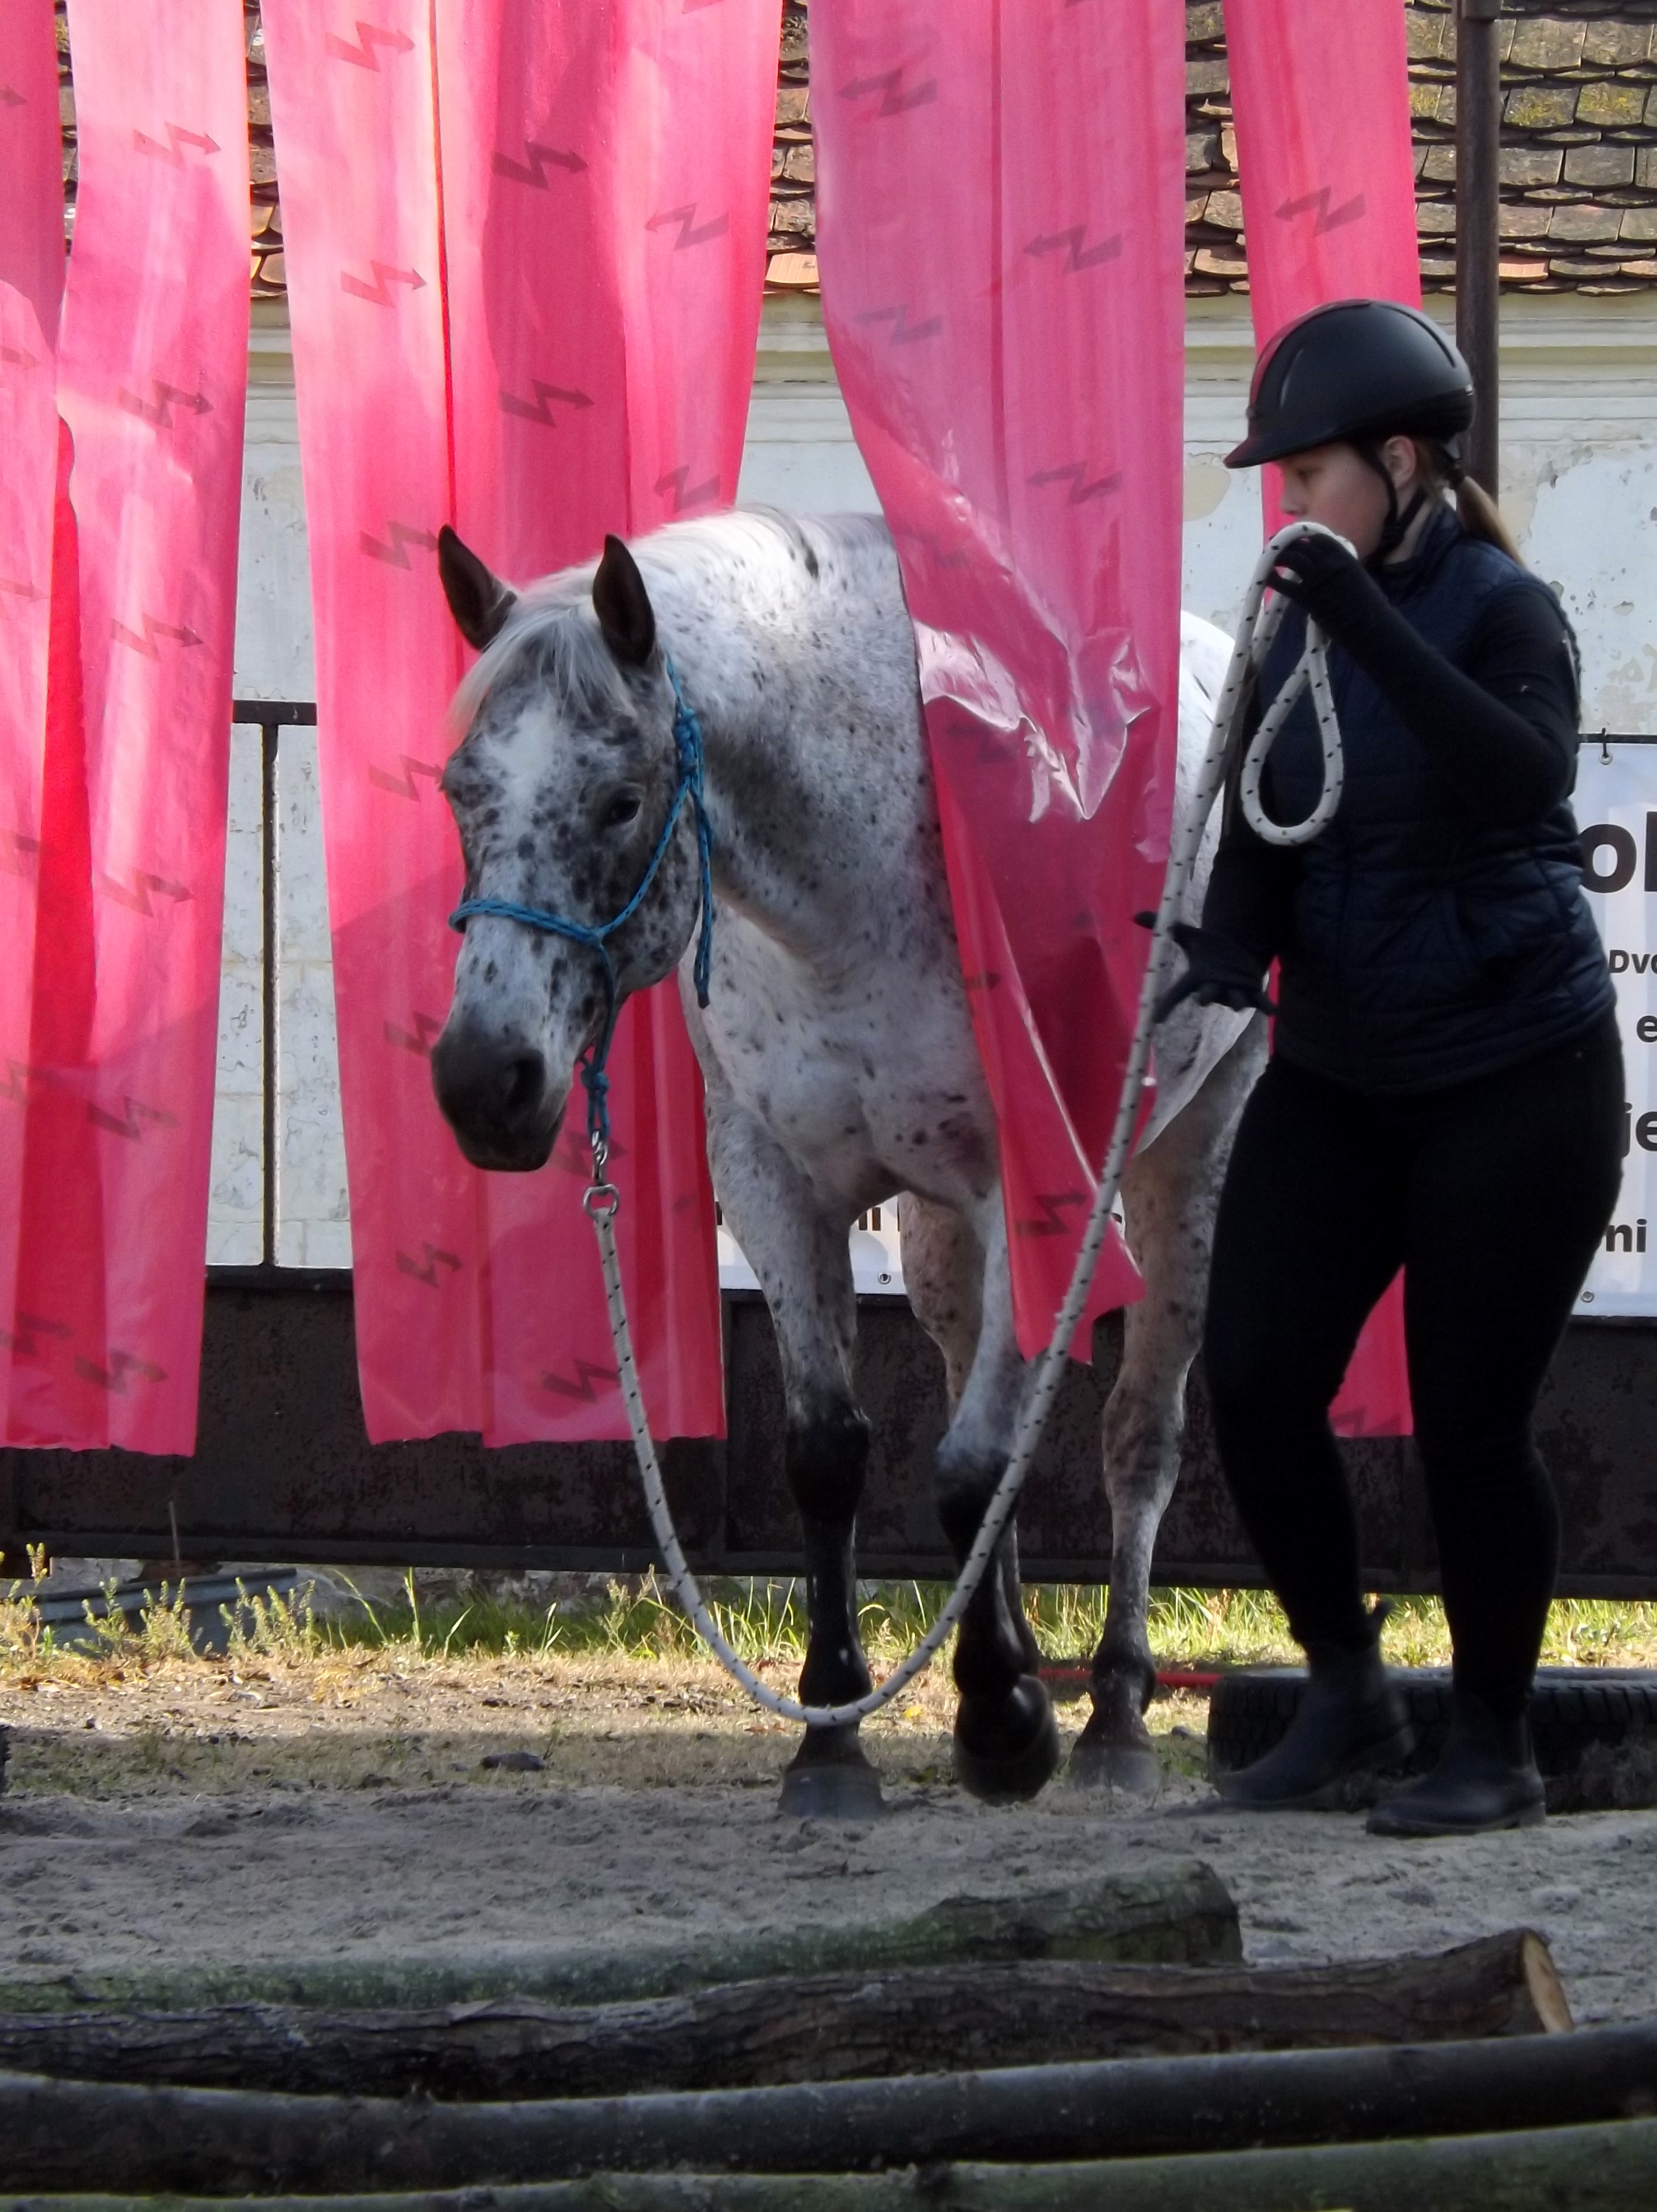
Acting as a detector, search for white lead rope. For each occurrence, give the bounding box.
[587,521,1351,1728]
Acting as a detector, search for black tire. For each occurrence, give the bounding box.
[1207,1666,1657,1793]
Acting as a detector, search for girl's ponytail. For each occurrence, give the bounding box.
[1454,469,1524,564]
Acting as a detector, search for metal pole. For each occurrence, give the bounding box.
[1456,0,1502,496]
[260,717,278,1270]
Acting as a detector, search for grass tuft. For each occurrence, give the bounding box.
[7,1562,1657,1690]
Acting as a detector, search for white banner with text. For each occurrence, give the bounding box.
[1575,739,1657,1317]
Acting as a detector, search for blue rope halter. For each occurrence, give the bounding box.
[448,657,715,1158]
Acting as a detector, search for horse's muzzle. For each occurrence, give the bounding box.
[430,1020,563,1172]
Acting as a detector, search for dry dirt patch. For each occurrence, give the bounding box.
[3,1651,1657,2029]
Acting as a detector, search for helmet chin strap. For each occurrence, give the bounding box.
[1355,438,1427,566]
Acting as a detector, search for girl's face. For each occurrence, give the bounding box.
[1276,437,1419,560]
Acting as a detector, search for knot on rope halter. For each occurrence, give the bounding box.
[449,654,716,1154]
[578,521,1352,1733]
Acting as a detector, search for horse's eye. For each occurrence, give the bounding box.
[601,792,642,830]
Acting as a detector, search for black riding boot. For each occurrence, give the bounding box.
[1215,1611,1411,1811]
[1367,1689,1545,1837]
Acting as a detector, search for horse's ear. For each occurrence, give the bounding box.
[592,533,656,668]
[438,525,516,651]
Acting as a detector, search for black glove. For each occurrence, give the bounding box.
[1145,918,1276,1024]
[1268,530,1386,647]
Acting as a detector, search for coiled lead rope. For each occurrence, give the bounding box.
[588,521,1350,1726]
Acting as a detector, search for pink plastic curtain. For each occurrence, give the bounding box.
[263,0,777,1443]
[3,0,249,1452]
[0,0,60,1392]
[813,0,1188,1357]
[1227,0,1420,1438]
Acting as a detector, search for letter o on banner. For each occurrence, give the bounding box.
[1581,824,1639,895]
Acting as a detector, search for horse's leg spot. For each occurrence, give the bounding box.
[779,1723,886,1822]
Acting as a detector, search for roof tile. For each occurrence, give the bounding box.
[1584,23,1656,66]
[1564,141,1637,182]
[1505,84,1580,128]
[1549,200,1625,238]
[1575,78,1649,125]
[1509,19,1588,72]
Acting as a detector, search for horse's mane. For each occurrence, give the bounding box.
[448,507,887,732]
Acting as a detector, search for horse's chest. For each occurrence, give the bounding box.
[703,920,991,1204]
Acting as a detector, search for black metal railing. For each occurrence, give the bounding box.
[218,699,318,1286]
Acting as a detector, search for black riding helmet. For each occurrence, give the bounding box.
[1225,298,1475,472]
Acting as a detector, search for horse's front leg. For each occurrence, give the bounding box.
[931,1202,1060,1802]
[709,1107,881,1820]
[1072,1024,1266,1790]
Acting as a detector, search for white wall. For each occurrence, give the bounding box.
[213,293,1657,1264]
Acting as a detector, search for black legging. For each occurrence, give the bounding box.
[1204,1011,1624,1717]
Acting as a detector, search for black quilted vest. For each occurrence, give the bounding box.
[1256,505,1613,1093]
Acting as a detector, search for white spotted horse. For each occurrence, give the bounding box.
[430,507,1265,1814]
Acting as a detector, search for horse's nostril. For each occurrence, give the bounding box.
[501,1053,546,1123]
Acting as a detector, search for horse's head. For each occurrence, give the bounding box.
[430,527,703,1172]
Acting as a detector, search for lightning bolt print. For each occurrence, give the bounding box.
[2,1311,72,1360]
[1027,461,1122,504]
[498,381,594,428]
[132,122,220,162]
[1014,1190,1089,1238]
[1024,225,1122,273]
[491,140,586,185]
[383,1011,445,1057]
[541,1358,621,1403]
[325,20,416,68]
[359,522,439,567]
[97,869,192,915]
[654,465,721,514]
[119,380,213,429]
[340,261,426,307]
[111,614,202,656]
[396,1243,462,1287]
[1276,185,1366,235]
[367,755,442,800]
[86,1096,178,1141]
[75,1349,168,1393]
[839,67,938,116]
[646,203,731,250]
[855,304,943,346]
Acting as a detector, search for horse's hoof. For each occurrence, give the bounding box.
[953,1676,1063,1803]
[1066,1735,1162,1795]
[778,1733,887,1822]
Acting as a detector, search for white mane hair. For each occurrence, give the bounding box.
[447,506,890,735]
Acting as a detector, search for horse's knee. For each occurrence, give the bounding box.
[785,1401,871,1526]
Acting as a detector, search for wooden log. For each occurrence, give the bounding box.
[0,1930,1570,2101]
[0,1864,1238,2019]
[12,2115,1657,2209]
[5,2018,1657,2196]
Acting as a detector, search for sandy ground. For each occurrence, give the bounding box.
[3,1650,1657,2029]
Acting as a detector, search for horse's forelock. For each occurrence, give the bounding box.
[447,583,622,744]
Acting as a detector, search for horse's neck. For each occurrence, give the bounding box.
[665,592,915,958]
[696,689,854,954]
